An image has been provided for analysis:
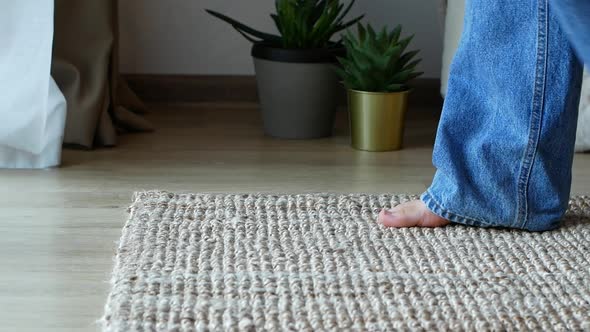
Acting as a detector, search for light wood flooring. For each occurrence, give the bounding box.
[2,103,590,331]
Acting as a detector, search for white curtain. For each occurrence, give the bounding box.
[0,1,67,168]
[440,0,466,97]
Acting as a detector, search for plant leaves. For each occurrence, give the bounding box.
[386,83,406,92]
[336,22,423,91]
[388,25,402,44]
[206,10,282,44]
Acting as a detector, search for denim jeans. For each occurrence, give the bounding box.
[422,0,588,231]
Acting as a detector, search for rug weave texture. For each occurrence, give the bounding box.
[102,191,590,331]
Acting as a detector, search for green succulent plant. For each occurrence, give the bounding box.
[336,24,423,93]
[206,0,364,49]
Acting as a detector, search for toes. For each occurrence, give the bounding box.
[378,208,419,228]
[378,200,451,228]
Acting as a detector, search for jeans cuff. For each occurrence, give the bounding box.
[420,190,492,228]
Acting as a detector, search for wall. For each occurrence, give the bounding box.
[119,0,444,78]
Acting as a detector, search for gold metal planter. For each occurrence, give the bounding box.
[348,89,409,152]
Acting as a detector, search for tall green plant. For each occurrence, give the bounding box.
[206,0,363,49]
[336,24,423,92]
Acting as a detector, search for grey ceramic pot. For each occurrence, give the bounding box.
[252,44,342,139]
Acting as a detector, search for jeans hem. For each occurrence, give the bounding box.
[420,190,493,228]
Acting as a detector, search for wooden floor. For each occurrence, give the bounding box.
[2,103,590,331]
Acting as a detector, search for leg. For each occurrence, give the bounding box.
[381,0,584,231]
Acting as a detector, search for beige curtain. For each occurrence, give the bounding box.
[51,0,152,149]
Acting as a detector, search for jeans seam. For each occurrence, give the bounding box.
[421,190,492,227]
[515,0,549,229]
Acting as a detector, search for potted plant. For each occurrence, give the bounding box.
[207,1,363,139]
[336,24,423,151]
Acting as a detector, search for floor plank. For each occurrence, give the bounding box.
[1,102,589,331]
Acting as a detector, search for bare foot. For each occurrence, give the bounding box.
[379,200,451,228]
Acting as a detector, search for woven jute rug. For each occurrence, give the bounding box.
[102,191,590,331]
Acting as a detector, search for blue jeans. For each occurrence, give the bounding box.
[422,0,588,231]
